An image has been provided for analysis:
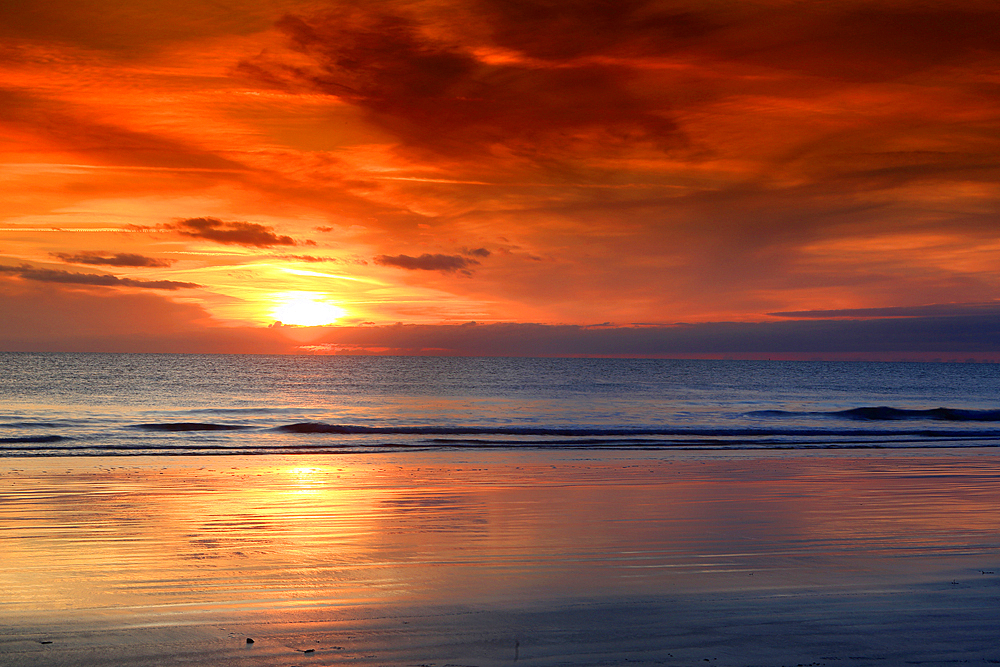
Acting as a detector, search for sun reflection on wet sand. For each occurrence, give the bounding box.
[2,450,1000,665]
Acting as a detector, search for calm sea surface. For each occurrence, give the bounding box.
[3,353,1000,456]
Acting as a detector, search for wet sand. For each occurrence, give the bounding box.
[2,449,1000,666]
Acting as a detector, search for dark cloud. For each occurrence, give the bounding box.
[52,251,175,268]
[171,217,297,247]
[374,253,480,273]
[240,2,686,157]
[465,247,491,258]
[303,312,1000,357]
[0,264,200,290]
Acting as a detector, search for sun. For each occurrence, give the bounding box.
[270,292,347,326]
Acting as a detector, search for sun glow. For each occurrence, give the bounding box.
[271,292,347,326]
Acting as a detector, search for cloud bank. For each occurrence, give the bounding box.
[5,304,1000,359]
[0,265,200,290]
[296,312,1000,358]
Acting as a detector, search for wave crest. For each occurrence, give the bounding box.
[131,423,251,431]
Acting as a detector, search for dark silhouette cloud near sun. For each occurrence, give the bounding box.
[0,265,199,290]
[169,217,302,248]
[52,252,175,268]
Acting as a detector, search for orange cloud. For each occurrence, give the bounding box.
[3,0,1000,353]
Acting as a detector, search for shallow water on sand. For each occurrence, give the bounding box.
[4,450,1000,666]
[4,450,1000,626]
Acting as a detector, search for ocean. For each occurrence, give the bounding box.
[5,353,1000,666]
[4,352,1000,456]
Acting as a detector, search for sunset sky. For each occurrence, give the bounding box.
[3,0,1000,357]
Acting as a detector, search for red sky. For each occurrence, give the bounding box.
[3,0,1000,357]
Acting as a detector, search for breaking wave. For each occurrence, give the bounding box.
[130,423,252,431]
[0,435,71,444]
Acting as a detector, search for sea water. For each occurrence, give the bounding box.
[4,353,1000,667]
[3,352,1000,456]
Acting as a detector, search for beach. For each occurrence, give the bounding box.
[3,449,999,666]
